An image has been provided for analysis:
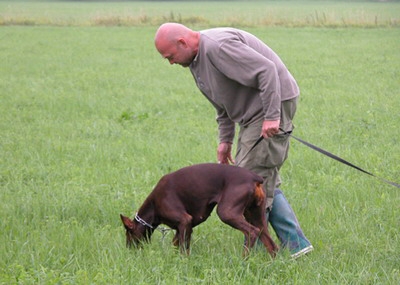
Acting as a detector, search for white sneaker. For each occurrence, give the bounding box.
[291,245,314,259]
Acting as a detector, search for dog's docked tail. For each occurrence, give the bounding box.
[254,182,265,207]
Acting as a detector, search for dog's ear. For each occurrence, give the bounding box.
[120,214,134,230]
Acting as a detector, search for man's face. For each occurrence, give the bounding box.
[157,40,194,68]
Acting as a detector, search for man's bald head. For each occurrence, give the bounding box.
[155,23,191,46]
[154,23,200,67]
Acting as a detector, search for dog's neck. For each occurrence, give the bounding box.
[135,213,153,228]
[136,199,158,230]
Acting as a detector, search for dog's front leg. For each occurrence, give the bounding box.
[171,228,192,254]
[176,214,193,255]
[172,231,179,247]
[177,227,193,255]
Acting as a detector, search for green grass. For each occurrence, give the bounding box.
[1,1,400,284]
[1,0,400,27]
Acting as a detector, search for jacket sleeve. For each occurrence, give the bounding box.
[212,39,282,121]
[202,94,235,143]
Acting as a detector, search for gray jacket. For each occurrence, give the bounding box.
[189,28,299,143]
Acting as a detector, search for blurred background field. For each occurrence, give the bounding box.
[1,0,399,27]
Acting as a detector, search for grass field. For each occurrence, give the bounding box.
[1,0,400,27]
[1,1,400,284]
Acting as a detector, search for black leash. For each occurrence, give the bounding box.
[278,128,400,189]
[236,129,400,188]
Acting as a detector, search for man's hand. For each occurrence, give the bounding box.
[262,119,280,138]
[217,142,235,165]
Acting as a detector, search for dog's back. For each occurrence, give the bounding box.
[153,163,263,197]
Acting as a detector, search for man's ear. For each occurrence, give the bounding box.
[177,38,188,48]
[120,214,134,230]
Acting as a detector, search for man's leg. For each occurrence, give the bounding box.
[237,134,313,258]
[268,189,313,258]
[236,98,312,258]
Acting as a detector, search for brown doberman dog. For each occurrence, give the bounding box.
[120,163,278,256]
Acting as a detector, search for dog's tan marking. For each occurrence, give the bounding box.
[254,182,265,206]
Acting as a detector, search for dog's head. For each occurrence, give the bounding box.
[120,214,146,248]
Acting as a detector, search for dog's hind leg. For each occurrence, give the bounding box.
[216,194,263,255]
[244,184,279,256]
[246,208,278,256]
[218,213,262,256]
[258,229,279,257]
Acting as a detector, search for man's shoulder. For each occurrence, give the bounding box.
[201,27,240,38]
[200,28,242,51]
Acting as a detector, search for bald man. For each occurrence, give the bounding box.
[155,23,313,259]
